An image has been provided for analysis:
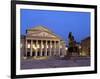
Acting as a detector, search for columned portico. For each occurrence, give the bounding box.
[25,39,63,57]
[22,26,66,59]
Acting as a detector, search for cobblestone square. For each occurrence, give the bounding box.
[21,57,90,69]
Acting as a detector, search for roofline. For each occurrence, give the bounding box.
[81,36,90,42]
[26,26,65,42]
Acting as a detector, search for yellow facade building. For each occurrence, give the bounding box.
[21,26,67,59]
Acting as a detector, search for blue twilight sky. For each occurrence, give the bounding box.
[21,9,90,43]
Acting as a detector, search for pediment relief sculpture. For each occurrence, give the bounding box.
[27,31,56,38]
[26,26,59,38]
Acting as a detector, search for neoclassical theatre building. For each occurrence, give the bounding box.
[21,26,67,59]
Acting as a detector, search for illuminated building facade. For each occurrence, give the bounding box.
[21,26,66,59]
[81,37,90,56]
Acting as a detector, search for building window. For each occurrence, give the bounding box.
[32,44,37,49]
[80,51,86,56]
[27,44,30,48]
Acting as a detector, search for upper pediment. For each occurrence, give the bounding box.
[26,26,60,39]
[27,31,57,38]
[27,26,51,32]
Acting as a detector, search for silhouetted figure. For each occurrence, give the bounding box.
[68,32,79,58]
[68,32,74,54]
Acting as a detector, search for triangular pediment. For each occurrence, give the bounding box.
[31,26,50,31]
[28,31,57,38]
[26,26,60,39]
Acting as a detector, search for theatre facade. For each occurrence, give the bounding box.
[21,26,67,59]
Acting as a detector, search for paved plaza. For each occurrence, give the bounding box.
[21,56,90,69]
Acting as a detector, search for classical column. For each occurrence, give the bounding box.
[49,41,52,56]
[54,41,56,56]
[35,40,38,56]
[51,41,53,56]
[45,40,47,56]
[58,41,60,56]
[25,39,27,57]
[30,40,33,56]
[53,41,55,56]
[40,40,43,56]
